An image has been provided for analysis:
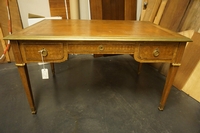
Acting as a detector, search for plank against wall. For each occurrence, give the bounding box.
[173,31,200,102]
[173,31,200,91]
[182,60,200,102]
[49,0,70,19]
[159,0,190,32]
[153,0,168,25]
[178,0,200,32]
[140,0,161,22]
[0,0,22,63]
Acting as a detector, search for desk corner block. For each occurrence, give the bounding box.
[172,63,181,67]
[15,63,26,67]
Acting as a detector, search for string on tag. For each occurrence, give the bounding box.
[38,49,49,79]
[38,49,46,69]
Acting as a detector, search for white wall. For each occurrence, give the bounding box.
[17,0,51,28]
[137,0,142,20]
[79,0,91,20]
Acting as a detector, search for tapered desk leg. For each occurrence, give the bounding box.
[138,63,143,74]
[50,63,55,76]
[17,64,36,114]
[158,63,179,110]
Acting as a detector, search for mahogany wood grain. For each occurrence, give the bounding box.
[90,0,136,20]
[102,0,124,20]
[90,0,103,19]
[124,0,137,20]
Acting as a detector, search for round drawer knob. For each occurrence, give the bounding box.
[153,49,160,57]
[99,45,104,51]
[38,48,48,57]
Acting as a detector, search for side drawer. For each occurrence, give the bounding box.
[135,42,179,62]
[20,42,65,62]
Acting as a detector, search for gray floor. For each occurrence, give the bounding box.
[0,54,200,133]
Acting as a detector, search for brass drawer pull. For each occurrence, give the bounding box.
[153,49,160,57]
[99,45,104,51]
[38,48,48,57]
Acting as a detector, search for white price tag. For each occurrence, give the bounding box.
[41,68,49,79]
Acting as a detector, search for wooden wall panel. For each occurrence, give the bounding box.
[124,0,137,20]
[102,0,125,20]
[90,0,136,20]
[179,0,200,32]
[0,0,22,63]
[90,0,103,19]
[159,0,190,31]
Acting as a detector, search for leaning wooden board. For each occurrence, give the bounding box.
[178,0,200,32]
[0,26,10,62]
[173,31,200,102]
[159,0,190,32]
[140,0,161,22]
[182,60,200,102]
[49,0,70,19]
[153,0,168,25]
[0,0,22,63]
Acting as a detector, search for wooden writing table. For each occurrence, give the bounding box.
[4,20,191,114]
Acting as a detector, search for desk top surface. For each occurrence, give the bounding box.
[4,20,191,42]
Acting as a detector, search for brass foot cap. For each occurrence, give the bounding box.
[31,110,37,114]
[158,107,164,111]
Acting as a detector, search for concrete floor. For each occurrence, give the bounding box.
[0,54,200,133]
